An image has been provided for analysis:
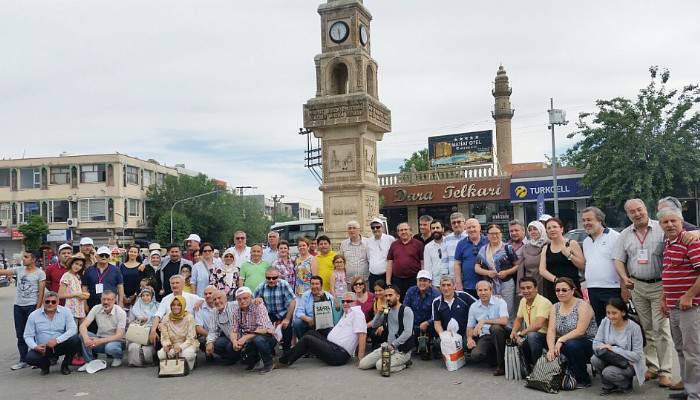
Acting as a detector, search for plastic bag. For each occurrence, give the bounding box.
[439,330,465,372]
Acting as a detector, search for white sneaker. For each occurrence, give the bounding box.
[10,362,29,370]
[111,359,122,368]
[77,364,88,372]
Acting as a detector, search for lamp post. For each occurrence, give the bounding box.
[547,98,568,218]
[169,190,223,243]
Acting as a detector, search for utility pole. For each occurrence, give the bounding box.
[547,98,568,218]
[271,194,285,224]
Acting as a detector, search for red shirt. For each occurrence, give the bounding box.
[387,238,424,279]
[662,231,700,309]
[44,262,68,305]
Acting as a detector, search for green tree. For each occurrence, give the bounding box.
[399,148,430,172]
[19,215,49,252]
[564,66,700,208]
[154,212,192,246]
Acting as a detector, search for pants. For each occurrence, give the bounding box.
[469,325,507,369]
[368,273,386,292]
[213,336,239,362]
[239,335,277,367]
[560,338,593,384]
[284,330,351,366]
[670,307,700,400]
[13,304,35,362]
[358,347,412,373]
[127,343,155,366]
[293,318,312,340]
[157,345,197,370]
[630,279,673,377]
[588,287,621,325]
[521,332,547,368]
[26,334,81,371]
[368,326,388,351]
[81,332,124,361]
[497,279,516,326]
[390,276,414,299]
[269,313,293,352]
[590,354,634,390]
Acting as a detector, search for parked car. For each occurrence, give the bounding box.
[564,229,587,244]
[0,275,9,288]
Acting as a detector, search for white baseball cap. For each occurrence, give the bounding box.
[58,243,72,252]
[370,217,383,225]
[96,246,111,256]
[85,359,107,374]
[79,237,94,246]
[235,286,253,298]
[538,214,553,222]
[417,270,433,281]
[186,234,201,243]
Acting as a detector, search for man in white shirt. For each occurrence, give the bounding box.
[148,275,204,344]
[581,206,621,325]
[442,212,468,278]
[423,220,448,286]
[278,292,367,366]
[232,231,251,268]
[366,217,395,290]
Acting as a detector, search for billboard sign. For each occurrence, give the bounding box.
[428,130,493,167]
[510,177,591,202]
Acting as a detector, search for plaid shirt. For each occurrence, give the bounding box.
[231,301,273,336]
[273,257,296,291]
[254,279,295,319]
[340,237,369,280]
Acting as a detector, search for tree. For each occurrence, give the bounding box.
[19,215,49,252]
[564,66,700,208]
[399,148,430,172]
[154,212,192,246]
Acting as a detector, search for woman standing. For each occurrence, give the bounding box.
[474,224,518,319]
[273,240,296,292]
[516,220,547,294]
[191,242,219,298]
[127,287,159,367]
[119,245,143,309]
[294,238,318,296]
[539,218,585,303]
[591,298,645,395]
[210,247,239,300]
[546,278,597,389]
[350,275,374,322]
[157,296,198,370]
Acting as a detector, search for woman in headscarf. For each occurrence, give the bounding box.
[209,247,240,300]
[156,295,198,370]
[127,286,159,367]
[516,220,547,294]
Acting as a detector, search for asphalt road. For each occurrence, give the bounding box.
[0,286,677,400]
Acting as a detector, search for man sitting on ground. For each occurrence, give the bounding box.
[254,266,296,356]
[466,280,509,376]
[403,270,440,359]
[229,287,277,374]
[293,276,335,339]
[78,291,127,370]
[509,277,552,370]
[433,276,476,342]
[195,285,217,355]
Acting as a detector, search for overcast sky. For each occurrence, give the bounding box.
[2,0,699,208]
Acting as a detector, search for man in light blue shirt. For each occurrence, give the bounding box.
[442,212,468,279]
[293,276,334,339]
[466,281,509,376]
[262,231,279,264]
[23,292,81,375]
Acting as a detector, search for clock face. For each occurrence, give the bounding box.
[329,21,349,44]
[359,25,369,46]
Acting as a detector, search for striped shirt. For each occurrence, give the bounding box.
[662,231,700,308]
[231,301,273,336]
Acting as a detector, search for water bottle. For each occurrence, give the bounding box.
[380,343,391,377]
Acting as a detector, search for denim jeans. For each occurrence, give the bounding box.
[561,338,593,384]
[13,304,35,362]
[521,331,547,368]
[240,335,277,367]
[213,336,239,362]
[293,318,312,339]
[82,332,124,361]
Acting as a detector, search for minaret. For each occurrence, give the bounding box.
[492,65,514,173]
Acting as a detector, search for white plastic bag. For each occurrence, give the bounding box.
[439,329,465,371]
[273,324,283,342]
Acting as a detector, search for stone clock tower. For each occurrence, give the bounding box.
[303,0,391,244]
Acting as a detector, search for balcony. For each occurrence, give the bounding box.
[378,164,497,187]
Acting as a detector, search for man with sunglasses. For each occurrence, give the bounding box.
[441,213,468,283]
[24,292,81,375]
[367,217,395,291]
[279,292,367,367]
[253,266,296,356]
[454,218,489,298]
[82,246,125,309]
[232,231,251,268]
[423,220,448,286]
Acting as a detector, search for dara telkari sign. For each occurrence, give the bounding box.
[381,179,510,206]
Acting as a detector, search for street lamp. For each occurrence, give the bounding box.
[547,98,568,218]
[169,190,223,243]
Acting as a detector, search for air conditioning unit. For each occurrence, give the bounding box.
[67,218,79,227]
[67,195,77,202]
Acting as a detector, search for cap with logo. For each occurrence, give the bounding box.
[58,243,73,252]
[79,237,94,246]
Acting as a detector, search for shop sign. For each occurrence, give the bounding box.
[381,179,509,206]
[510,177,591,202]
[491,211,511,222]
[0,227,11,238]
[11,229,25,240]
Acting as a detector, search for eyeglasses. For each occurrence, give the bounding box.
[353,282,365,287]
[44,300,57,305]
[202,249,213,253]
[342,300,354,304]
[235,237,245,240]
[266,276,279,281]
[555,288,571,293]
[370,226,382,230]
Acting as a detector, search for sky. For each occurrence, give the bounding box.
[2,0,699,209]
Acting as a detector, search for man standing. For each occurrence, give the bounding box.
[0,251,46,371]
[315,235,336,292]
[309,238,319,256]
[157,244,192,298]
[403,270,440,359]
[24,292,81,375]
[386,223,424,297]
[508,220,527,254]
[466,281,509,376]
[413,215,434,245]
[340,220,370,281]
[78,291,127,369]
[442,213,468,280]
[183,233,201,263]
[279,292,367,367]
[293,276,334,339]
[240,244,270,291]
[423,220,448,286]
[366,218,395,290]
[45,243,73,295]
[659,207,700,400]
[359,286,415,373]
[263,231,280,264]
[510,277,552,369]
[454,218,488,297]
[433,276,476,338]
[230,287,278,373]
[254,266,296,356]
[232,231,251,268]
[614,198,674,387]
[582,206,621,325]
[82,246,125,309]
[79,237,97,267]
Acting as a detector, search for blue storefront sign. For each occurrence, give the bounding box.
[511,177,591,202]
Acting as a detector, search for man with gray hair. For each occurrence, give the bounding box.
[253,265,295,355]
[340,220,370,281]
[441,212,468,283]
[414,215,434,245]
[658,196,699,232]
[582,206,621,325]
[263,231,280,264]
[78,290,126,369]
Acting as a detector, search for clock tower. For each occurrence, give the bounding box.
[303,0,391,244]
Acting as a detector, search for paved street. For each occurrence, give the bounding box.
[0,286,676,400]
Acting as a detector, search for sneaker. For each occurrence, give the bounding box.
[10,362,29,370]
[259,364,274,374]
[111,359,122,368]
[71,356,86,366]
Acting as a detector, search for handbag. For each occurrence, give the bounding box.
[504,339,527,380]
[158,357,189,378]
[525,354,564,393]
[125,323,150,346]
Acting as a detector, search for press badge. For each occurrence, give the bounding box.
[95,284,104,294]
[638,249,649,264]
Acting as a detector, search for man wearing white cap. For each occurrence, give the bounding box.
[230,286,277,373]
[45,243,73,295]
[82,246,125,308]
[79,237,97,266]
[183,233,201,263]
[366,217,395,290]
[403,270,441,359]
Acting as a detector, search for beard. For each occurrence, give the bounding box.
[431,232,443,241]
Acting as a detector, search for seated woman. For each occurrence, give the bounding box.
[546,277,597,389]
[127,287,159,367]
[591,298,646,395]
[156,295,198,370]
[368,280,388,350]
[350,276,374,322]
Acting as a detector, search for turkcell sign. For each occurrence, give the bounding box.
[510,177,591,202]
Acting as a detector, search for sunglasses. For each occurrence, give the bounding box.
[266,276,279,281]
[235,237,245,240]
[353,282,365,287]
[342,300,354,304]
[370,226,382,230]
[98,254,110,258]
[555,288,571,293]
[44,300,57,305]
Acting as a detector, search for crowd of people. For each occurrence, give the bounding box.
[2,197,699,399]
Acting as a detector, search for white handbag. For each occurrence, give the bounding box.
[125,323,150,346]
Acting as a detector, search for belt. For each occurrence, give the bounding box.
[631,276,662,284]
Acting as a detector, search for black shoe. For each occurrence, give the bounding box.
[668,392,688,400]
[40,368,50,376]
[245,362,257,371]
[405,359,413,368]
[493,368,505,376]
[259,364,273,374]
[61,364,71,375]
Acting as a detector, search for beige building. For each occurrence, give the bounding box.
[0,153,182,256]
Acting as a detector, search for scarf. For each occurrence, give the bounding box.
[131,288,159,323]
[527,220,548,248]
[168,295,188,321]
